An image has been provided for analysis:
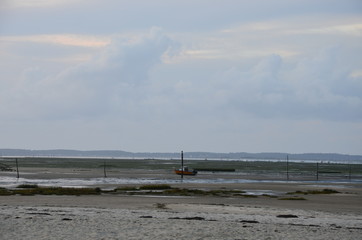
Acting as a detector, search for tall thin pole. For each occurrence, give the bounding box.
[181,151,184,180]
[15,158,19,179]
[287,155,290,180]
[103,160,107,178]
[316,162,319,181]
[348,163,351,181]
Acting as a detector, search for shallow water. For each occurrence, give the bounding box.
[1,174,361,189]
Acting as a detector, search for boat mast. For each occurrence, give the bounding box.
[181,151,184,180]
[286,155,289,181]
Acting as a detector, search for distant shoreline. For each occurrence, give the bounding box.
[1,148,362,162]
[2,155,362,164]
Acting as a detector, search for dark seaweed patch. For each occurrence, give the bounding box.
[276,214,298,218]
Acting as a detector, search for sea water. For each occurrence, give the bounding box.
[1,174,361,189]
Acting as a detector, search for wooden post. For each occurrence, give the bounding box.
[15,158,19,179]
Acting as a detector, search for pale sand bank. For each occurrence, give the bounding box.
[1,203,361,240]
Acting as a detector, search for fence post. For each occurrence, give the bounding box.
[15,158,19,179]
[103,160,107,178]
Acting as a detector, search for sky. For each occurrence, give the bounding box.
[0,0,362,155]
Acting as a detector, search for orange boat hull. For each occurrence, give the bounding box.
[174,170,197,176]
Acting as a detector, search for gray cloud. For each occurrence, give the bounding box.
[210,47,362,121]
[1,30,361,123]
[136,46,362,123]
[0,28,179,120]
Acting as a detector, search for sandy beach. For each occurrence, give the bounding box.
[1,167,362,239]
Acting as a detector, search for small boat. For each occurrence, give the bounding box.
[174,166,197,176]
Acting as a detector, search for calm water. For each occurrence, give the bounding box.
[1,172,361,189]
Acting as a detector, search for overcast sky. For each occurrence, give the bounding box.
[1,0,361,154]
